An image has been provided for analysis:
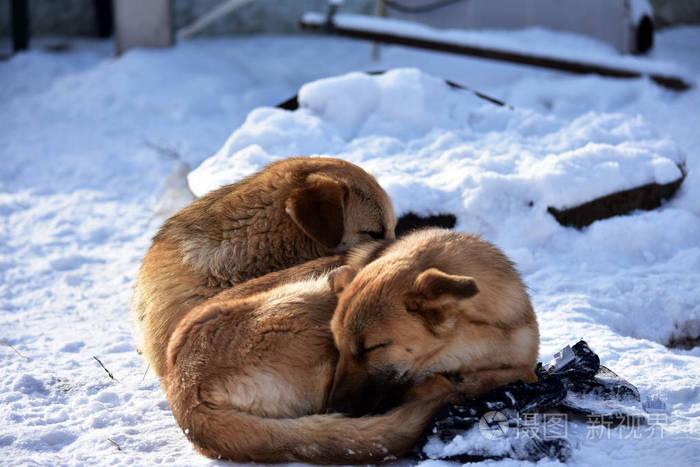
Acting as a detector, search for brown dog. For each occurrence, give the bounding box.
[132,157,396,375]
[163,255,456,464]
[327,228,539,415]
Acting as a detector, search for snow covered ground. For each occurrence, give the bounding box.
[1,26,699,466]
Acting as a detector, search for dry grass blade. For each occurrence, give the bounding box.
[141,363,150,382]
[107,438,122,451]
[0,341,31,360]
[93,356,118,382]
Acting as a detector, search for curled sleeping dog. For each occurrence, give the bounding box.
[164,228,539,463]
[163,254,455,464]
[132,156,396,375]
[328,228,540,416]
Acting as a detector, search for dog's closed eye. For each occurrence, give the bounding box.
[358,341,391,358]
[360,229,385,240]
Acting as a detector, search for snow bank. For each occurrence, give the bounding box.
[189,68,685,247]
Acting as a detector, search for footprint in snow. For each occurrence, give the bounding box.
[59,341,85,353]
[13,374,49,396]
[37,430,77,451]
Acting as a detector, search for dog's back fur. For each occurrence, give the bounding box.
[133,157,396,375]
[163,256,454,464]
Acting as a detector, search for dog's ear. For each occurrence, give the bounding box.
[412,268,479,302]
[285,174,349,249]
[405,268,479,332]
[328,265,357,295]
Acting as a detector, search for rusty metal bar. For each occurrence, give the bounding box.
[300,14,691,91]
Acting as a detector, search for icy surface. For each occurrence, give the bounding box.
[2,27,700,466]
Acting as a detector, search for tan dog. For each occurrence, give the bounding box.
[132,157,396,375]
[163,256,456,464]
[327,228,539,415]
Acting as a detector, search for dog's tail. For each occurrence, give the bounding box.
[174,378,451,464]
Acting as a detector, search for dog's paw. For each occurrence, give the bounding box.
[405,374,457,403]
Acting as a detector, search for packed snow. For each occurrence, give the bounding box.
[1,25,699,466]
